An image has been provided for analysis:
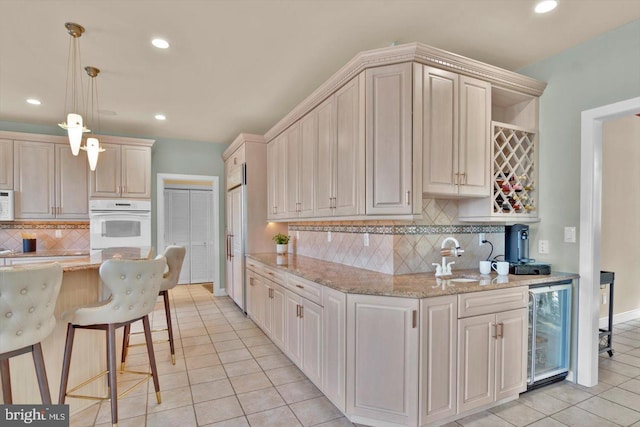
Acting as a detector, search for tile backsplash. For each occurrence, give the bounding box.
[0,222,89,252]
[289,198,505,275]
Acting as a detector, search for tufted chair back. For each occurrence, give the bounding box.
[157,246,186,292]
[68,257,166,326]
[0,263,63,354]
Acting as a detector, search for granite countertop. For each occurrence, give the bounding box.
[247,253,579,298]
[0,249,90,258]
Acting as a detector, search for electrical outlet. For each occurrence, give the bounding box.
[538,240,549,254]
[363,233,369,247]
[327,231,332,242]
[296,230,300,240]
[564,226,576,243]
[479,233,486,245]
[55,230,62,238]
[602,293,607,305]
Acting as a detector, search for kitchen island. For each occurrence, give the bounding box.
[246,253,578,427]
[0,248,153,412]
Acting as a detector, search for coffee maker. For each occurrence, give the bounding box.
[505,224,550,275]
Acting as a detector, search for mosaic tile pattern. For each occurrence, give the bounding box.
[290,198,506,275]
[0,226,89,251]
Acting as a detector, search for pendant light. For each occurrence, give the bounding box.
[81,66,105,171]
[58,22,89,156]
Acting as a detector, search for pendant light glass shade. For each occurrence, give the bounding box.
[85,137,101,171]
[58,22,89,155]
[80,66,105,171]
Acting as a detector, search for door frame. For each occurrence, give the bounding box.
[578,96,640,386]
[157,173,222,296]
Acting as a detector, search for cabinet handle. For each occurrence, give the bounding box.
[406,191,411,206]
[498,322,504,338]
[51,207,54,215]
[492,323,497,339]
[461,172,467,184]
[299,305,304,318]
[296,304,300,317]
[295,284,304,289]
[272,206,277,214]
[454,173,459,185]
[412,310,417,328]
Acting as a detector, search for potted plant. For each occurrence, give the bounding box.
[272,233,290,255]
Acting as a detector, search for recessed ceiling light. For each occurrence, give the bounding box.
[155,114,166,121]
[26,98,42,105]
[535,0,557,14]
[151,38,170,49]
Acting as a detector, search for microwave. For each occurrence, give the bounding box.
[0,190,14,221]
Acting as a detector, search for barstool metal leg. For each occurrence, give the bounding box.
[0,358,12,404]
[161,290,176,365]
[32,343,52,404]
[59,324,76,404]
[120,323,131,371]
[107,324,118,427]
[142,315,161,404]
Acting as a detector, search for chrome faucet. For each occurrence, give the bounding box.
[432,236,464,277]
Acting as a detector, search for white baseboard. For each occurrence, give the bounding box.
[599,307,640,328]
[214,289,228,297]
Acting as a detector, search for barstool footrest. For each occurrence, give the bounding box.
[65,369,153,401]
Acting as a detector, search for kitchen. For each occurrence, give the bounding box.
[1,1,640,426]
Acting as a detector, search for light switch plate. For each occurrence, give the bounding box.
[55,230,62,238]
[564,226,576,243]
[539,240,549,254]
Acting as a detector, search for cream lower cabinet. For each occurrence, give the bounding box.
[322,287,346,412]
[347,294,419,426]
[246,268,286,349]
[420,295,457,425]
[457,288,528,413]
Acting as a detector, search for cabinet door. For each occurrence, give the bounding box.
[121,145,151,198]
[495,308,527,401]
[246,271,257,320]
[366,63,413,214]
[284,290,303,367]
[263,282,274,336]
[420,296,457,424]
[302,299,323,389]
[284,123,301,218]
[298,111,317,218]
[422,66,459,196]
[457,313,495,413]
[267,136,287,219]
[56,144,89,219]
[347,294,419,426]
[334,76,362,216]
[0,139,13,190]
[315,97,334,217]
[266,140,277,220]
[271,283,286,350]
[14,141,55,219]
[458,76,491,197]
[323,287,346,412]
[90,142,121,198]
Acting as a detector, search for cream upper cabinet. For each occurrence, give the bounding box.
[90,143,151,199]
[13,140,88,219]
[365,63,415,215]
[420,295,457,425]
[266,134,287,220]
[422,66,491,198]
[322,287,346,412]
[346,294,419,426]
[315,76,364,217]
[282,116,316,218]
[0,139,13,190]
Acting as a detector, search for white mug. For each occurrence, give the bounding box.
[479,260,491,275]
[491,261,510,276]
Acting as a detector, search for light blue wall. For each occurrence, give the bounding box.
[517,19,640,272]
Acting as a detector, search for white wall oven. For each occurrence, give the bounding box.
[90,199,151,250]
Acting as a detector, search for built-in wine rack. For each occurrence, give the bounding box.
[492,122,537,216]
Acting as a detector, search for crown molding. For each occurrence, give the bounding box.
[264,42,547,142]
[222,133,266,160]
[0,130,154,147]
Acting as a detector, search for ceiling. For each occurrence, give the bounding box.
[1,1,639,144]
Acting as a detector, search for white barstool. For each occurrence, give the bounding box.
[58,257,166,427]
[121,245,186,367]
[0,263,63,404]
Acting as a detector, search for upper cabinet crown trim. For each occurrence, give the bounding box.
[0,131,155,147]
[264,42,546,142]
[222,133,267,161]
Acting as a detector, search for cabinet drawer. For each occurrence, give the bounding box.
[246,259,264,274]
[458,287,527,318]
[286,275,323,306]
[261,265,287,285]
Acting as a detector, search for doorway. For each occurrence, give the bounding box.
[157,173,221,295]
[578,96,640,386]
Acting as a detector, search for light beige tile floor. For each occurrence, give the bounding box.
[70,285,640,427]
